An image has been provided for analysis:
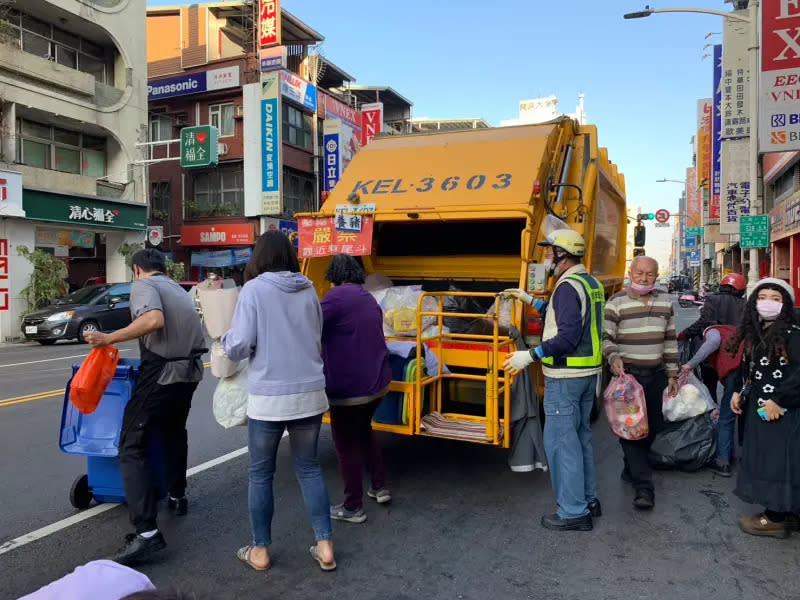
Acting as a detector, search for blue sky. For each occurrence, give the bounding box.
[146,0,733,267]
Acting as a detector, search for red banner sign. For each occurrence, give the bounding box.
[259,0,281,48]
[0,239,8,311]
[298,216,373,258]
[360,103,383,146]
[181,223,256,246]
[320,92,361,130]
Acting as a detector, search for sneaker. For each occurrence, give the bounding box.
[633,489,655,510]
[167,496,188,516]
[367,488,392,504]
[540,513,593,531]
[739,513,790,539]
[587,498,602,518]
[707,460,732,478]
[111,532,166,564]
[330,503,367,523]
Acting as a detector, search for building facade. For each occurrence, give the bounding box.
[0,0,148,340]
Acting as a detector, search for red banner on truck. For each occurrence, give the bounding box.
[298,216,373,258]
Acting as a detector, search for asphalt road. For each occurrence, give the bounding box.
[7,302,795,600]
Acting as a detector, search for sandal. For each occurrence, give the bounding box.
[309,545,336,571]
[237,545,270,571]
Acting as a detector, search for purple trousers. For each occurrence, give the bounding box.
[329,399,388,510]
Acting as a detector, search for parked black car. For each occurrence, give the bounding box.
[21,284,132,345]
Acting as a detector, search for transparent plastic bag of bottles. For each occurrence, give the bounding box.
[603,373,649,440]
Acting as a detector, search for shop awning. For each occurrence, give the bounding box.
[191,248,251,268]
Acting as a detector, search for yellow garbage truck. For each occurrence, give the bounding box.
[299,118,627,448]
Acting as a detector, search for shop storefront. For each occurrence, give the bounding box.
[769,193,800,305]
[0,174,146,341]
[181,223,256,284]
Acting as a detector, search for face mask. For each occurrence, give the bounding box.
[756,299,784,320]
[630,282,655,295]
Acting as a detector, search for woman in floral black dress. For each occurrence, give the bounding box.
[729,278,800,538]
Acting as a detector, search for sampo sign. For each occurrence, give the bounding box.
[181,224,255,246]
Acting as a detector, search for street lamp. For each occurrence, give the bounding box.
[624,2,760,293]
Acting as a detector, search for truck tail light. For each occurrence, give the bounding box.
[525,307,544,337]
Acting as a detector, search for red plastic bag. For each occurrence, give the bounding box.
[69,346,120,414]
[603,373,649,440]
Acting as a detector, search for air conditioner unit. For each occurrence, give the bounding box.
[218,143,229,156]
[234,105,245,119]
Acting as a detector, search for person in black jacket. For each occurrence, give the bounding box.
[729,278,800,538]
[679,273,746,396]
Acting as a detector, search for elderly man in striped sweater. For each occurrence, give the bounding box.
[604,256,679,510]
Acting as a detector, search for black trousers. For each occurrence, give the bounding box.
[119,361,198,534]
[618,367,668,493]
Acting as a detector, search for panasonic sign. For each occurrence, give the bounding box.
[148,66,240,101]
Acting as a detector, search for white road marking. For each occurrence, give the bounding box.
[0,349,132,369]
[0,442,255,556]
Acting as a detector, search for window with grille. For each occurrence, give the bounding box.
[188,166,244,218]
[15,118,106,177]
[151,182,171,220]
[210,103,235,137]
[282,104,312,150]
[5,10,111,84]
[149,115,173,142]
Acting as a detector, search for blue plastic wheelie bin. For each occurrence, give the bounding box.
[59,358,165,509]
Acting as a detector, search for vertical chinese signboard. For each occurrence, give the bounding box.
[298,216,374,258]
[721,15,751,139]
[259,0,281,48]
[686,167,701,228]
[180,126,218,168]
[361,103,384,146]
[760,0,800,151]
[697,98,712,190]
[261,71,282,214]
[323,119,341,193]
[0,239,8,311]
[711,45,722,222]
[720,139,751,234]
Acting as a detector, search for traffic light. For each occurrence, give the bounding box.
[634,224,646,247]
[633,248,645,257]
[637,213,655,220]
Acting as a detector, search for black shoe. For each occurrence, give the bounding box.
[633,489,655,510]
[621,468,634,484]
[111,532,166,564]
[541,513,593,531]
[168,495,188,516]
[707,460,732,477]
[587,498,602,518]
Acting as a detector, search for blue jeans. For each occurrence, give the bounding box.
[543,375,598,519]
[717,370,742,463]
[247,414,333,547]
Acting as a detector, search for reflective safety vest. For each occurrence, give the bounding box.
[541,272,604,369]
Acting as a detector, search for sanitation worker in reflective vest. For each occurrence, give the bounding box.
[504,229,604,532]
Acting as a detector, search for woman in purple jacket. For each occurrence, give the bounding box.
[322,254,392,524]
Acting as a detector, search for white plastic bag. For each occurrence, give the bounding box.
[210,340,238,378]
[379,285,437,337]
[662,371,715,422]
[212,363,248,428]
[197,286,240,339]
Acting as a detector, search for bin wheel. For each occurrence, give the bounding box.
[70,474,92,510]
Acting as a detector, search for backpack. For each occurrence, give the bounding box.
[705,325,744,378]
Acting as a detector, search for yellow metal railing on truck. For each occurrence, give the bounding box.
[396,291,519,447]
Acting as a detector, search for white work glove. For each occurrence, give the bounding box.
[504,350,535,373]
[502,289,547,311]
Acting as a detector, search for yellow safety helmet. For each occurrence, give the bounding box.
[538,228,585,257]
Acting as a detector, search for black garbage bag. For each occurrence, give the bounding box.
[648,413,717,472]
